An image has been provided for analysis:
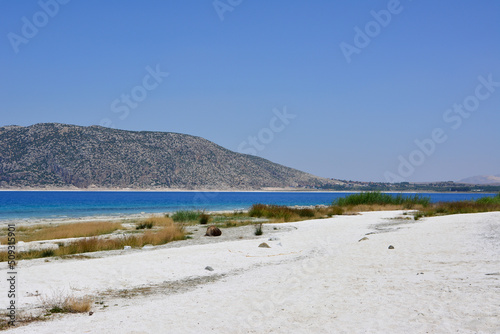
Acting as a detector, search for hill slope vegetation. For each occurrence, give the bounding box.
[0,123,341,190]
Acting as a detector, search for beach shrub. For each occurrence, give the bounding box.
[41,292,92,314]
[329,206,344,216]
[412,194,500,219]
[40,249,55,258]
[413,212,424,220]
[248,204,336,221]
[296,208,315,217]
[199,213,210,225]
[476,192,500,205]
[254,223,263,236]
[224,221,238,228]
[136,221,154,230]
[249,204,296,221]
[332,192,430,207]
[141,216,175,227]
[171,210,201,222]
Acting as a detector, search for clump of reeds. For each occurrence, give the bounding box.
[249,204,339,222]
[332,192,430,208]
[249,204,296,221]
[171,210,202,222]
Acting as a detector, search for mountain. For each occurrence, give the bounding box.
[458,175,500,185]
[0,123,342,190]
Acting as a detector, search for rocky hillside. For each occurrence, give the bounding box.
[459,175,500,185]
[0,123,341,190]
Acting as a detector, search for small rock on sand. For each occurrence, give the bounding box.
[388,245,395,249]
[259,242,271,248]
[205,225,222,237]
[205,266,214,271]
[358,237,369,242]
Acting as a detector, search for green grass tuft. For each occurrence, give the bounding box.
[332,192,430,208]
[249,204,300,221]
[171,210,202,222]
[476,192,500,205]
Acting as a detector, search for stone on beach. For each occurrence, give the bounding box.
[205,225,222,237]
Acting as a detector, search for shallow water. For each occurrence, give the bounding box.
[0,191,495,221]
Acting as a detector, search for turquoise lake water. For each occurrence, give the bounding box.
[0,191,497,221]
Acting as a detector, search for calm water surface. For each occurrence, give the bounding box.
[0,191,496,221]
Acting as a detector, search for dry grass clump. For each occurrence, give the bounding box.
[340,204,426,214]
[40,291,92,314]
[0,312,48,330]
[0,221,123,244]
[63,296,93,313]
[414,197,500,219]
[199,213,210,224]
[0,292,91,328]
[0,220,185,262]
[249,204,296,222]
[249,204,347,222]
[140,216,175,227]
[57,222,184,255]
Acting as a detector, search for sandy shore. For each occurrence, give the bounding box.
[2,211,499,333]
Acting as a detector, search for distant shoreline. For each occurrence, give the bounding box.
[0,188,494,194]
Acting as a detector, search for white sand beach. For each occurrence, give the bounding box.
[2,211,499,333]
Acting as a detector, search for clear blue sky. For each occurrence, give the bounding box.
[1,0,499,182]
